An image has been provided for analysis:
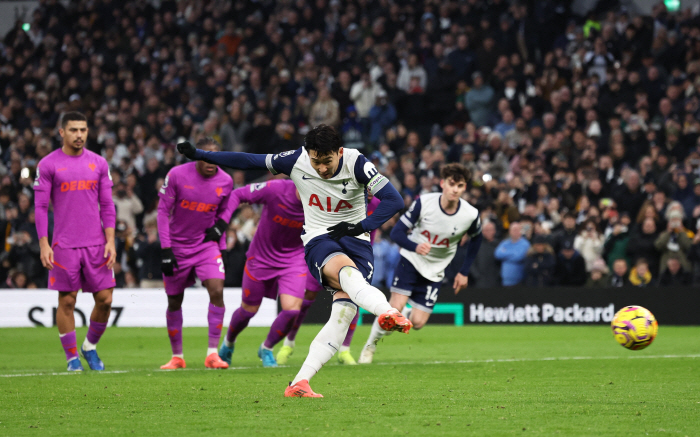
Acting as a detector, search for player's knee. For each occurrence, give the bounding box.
[412,321,425,330]
[209,287,224,303]
[241,302,260,314]
[59,299,76,313]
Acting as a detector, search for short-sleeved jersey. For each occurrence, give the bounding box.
[264,148,388,245]
[230,179,306,268]
[399,193,481,282]
[33,148,113,249]
[158,162,233,250]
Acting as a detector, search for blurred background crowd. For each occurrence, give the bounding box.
[2,0,700,289]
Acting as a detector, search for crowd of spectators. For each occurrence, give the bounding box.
[2,0,700,290]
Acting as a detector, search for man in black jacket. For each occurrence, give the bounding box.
[555,239,587,286]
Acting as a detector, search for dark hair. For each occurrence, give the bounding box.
[440,163,471,183]
[196,137,221,150]
[304,124,341,157]
[61,111,87,128]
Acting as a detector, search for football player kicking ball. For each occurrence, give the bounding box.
[218,179,357,367]
[158,138,234,370]
[34,111,117,371]
[277,195,380,365]
[178,124,411,398]
[359,163,482,363]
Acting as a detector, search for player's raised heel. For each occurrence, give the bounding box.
[160,357,186,370]
[80,347,104,371]
[337,350,357,365]
[276,345,294,365]
[205,353,229,369]
[258,345,278,367]
[377,310,413,334]
[66,357,84,371]
[218,344,234,365]
[357,345,376,364]
[284,380,323,398]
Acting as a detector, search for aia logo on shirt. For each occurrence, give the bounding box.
[308,194,353,212]
[421,230,450,247]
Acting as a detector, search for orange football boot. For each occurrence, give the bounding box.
[378,309,413,333]
[284,380,323,398]
[160,357,186,370]
[205,353,229,369]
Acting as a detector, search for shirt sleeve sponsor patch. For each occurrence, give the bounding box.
[159,174,170,194]
[250,182,267,192]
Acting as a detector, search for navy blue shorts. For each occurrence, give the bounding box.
[304,234,374,293]
[390,256,442,313]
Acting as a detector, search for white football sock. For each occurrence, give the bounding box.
[260,342,272,351]
[82,338,97,351]
[207,347,217,356]
[338,266,392,316]
[292,300,356,385]
[224,339,234,348]
[173,354,184,359]
[283,338,295,348]
[339,345,350,353]
[365,317,391,348]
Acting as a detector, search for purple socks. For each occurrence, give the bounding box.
[166,308,183,355]
[86,320,107,345]
[60,331,78,361]
[286,299,314,342]
[342,310,359,347]
[226,307,256,344]
[264,310,301,349]
[208,303,225,349]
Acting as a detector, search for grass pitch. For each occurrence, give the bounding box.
[1,325,698,436]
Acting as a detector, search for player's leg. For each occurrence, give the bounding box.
[57,291,83,371]
[359,256,418,364]
[220,261,264,364]
[337,307,359,365]
[51,244,84,370]
[78,245,119,370]
[279,271,322,364]
[161,250,195,370]
[160,293,186,369]
[278,290,317,364]
[359,292,409,364]
[194,248,228,369]
[203,278,228,369]
[260,267,306,366]
[285,292,357,398]
[80,287,113,370]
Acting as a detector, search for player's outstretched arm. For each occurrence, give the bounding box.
[177,141,269,171]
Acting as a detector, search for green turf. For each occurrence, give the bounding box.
[1,325,698,436]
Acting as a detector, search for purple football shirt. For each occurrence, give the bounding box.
[157,162,234,250]
[34,148,115,249]
[228,179,305,268]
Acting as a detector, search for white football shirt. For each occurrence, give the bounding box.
[399,193,481,282]
[265,147,388,245]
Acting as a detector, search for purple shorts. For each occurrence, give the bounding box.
[241,258,316,306]
[164,243,225,296]
[49,244,116,293]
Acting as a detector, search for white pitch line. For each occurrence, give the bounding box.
[1,354,698,378]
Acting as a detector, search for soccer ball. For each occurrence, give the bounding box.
[611,305,658,350]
